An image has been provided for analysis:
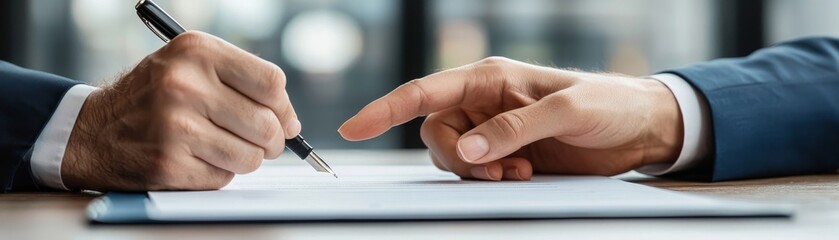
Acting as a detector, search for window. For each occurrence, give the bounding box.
[25,0,401,149]
[430,0,717,76]
[7,0,837,149]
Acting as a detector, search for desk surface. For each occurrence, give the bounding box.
[2,150,838,240]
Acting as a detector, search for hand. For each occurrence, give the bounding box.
[339,57,683,181]
[62,31,299,191]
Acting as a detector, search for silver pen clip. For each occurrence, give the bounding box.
[138,14,171,43]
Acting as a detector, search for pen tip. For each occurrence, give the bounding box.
[332,173,338,178]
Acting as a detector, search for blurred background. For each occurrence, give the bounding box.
[1,0,838,150]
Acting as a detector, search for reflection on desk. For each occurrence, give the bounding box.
[2,150,838,240]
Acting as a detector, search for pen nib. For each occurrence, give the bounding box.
[303,151,337,178]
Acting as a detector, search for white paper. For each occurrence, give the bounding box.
[147,165,791,221]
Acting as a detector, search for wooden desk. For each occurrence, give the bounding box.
[2,150,837,240]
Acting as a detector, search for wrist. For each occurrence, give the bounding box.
[640,78,683,166]
[62,88,111,190]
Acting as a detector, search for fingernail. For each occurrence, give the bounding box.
[458,134,489,163]
[504,167,525,180]
[337,120,353,139]
[337,120,349,132]
[470,166,495,180]
[286,119,301,137]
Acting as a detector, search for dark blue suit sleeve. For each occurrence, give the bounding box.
[663,37,839,181]
[0,61,80,192]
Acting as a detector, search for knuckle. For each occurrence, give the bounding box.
[545,93,583,119]
[544,93,573,110]
[491,112,527,141]
[213,143,239,170]
[164,113,199,137]
[149,32,217,69]
[159,72,190,95]
[401,79,431,115]
[404,79,426,95]
[478,56,511,65]
[565,73,586,84]
[405,79,431,115]
[168,31,216,53]
[405,78,423,86]
[471,57,511,84]
[155,70,204,104]
[254,108,281,144]
[543,92,591,134]
[259,66,286,104]
[267,65,287,89]
[211,171,236,189]
[238,148,264,174]
[198,170,235,190]
[144,52,168,70]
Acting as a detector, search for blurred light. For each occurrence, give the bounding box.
[436,20,488,69]
[282,10,363,75]
[498,42,552,64]
[218,0,283,39]
[608,41,649,76]
[71,0,122,50]
[172,0,218,30]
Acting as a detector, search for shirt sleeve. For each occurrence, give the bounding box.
[636,73,712,176]
[30,84,99,190]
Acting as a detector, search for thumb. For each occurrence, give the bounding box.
[456,97,565,164]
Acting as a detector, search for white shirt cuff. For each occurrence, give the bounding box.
[30,84,98,190]
[637,73,712,176]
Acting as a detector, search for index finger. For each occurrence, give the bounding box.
[338,62,503,141]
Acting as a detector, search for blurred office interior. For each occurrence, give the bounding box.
[1,0,838,150]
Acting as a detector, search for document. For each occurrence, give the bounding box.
[142,165,791,221]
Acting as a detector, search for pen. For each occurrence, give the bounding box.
[134,0,337,178]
